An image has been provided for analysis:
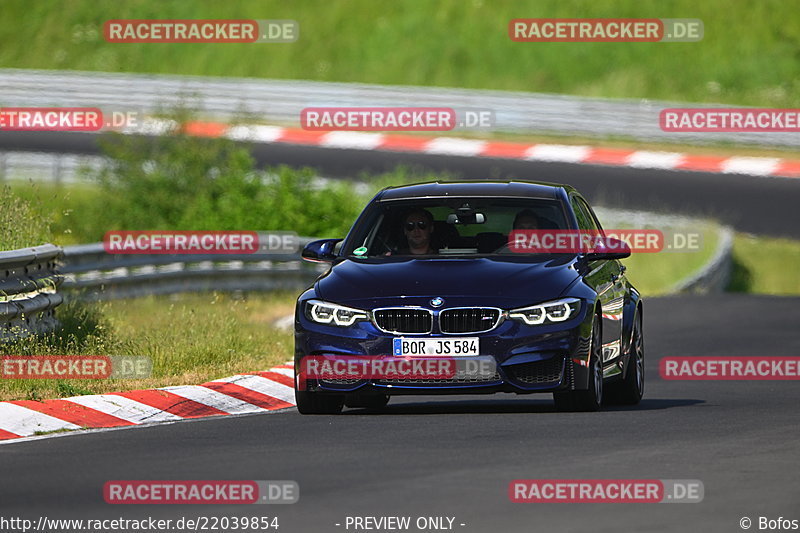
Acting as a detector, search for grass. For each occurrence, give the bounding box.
[0,292,296,402]
[1,0,798,107]
[0,184,52,249]
[5,180,103,246]
[728,234,800,295]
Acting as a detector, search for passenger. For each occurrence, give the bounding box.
[502,209,543,253]
[512,209,541,230]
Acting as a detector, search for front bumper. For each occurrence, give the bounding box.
[294,299,596,395]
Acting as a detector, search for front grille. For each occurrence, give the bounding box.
[506,357,564,384]
[439,307,501,334]
[320,378,363,385]
[376,372,501,386]
[373,308,432,334]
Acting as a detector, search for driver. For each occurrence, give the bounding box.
[399,208,436,255]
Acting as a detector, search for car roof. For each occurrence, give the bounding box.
[376,180,575,201]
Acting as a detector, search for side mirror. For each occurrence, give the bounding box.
[586,236,631,260]
[301,239,342,263]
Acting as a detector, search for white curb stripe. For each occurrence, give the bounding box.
[424,138,488,156]
[268,367,294,378]
[627,151,685,169]
[122,118,178,136]
[721,157,781,176]
[66,395,182,424]
[0,403,81,436]
[321,131,385,149]
[525,144,591,163]
[225,125,286,143]
[213,375,295,405]
[160,385,266,415]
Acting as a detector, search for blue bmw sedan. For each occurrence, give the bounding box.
[294,180,644,413]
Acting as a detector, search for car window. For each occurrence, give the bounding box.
[342,198,569,257]
[577,197,604,233]
[570,196,596,231]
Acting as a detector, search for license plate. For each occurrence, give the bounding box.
[393,337,480,356]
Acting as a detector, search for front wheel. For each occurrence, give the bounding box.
[295,389,344,415]
[606,310,644,405]
[554,313,603,412]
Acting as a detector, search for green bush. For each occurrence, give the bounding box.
[86,128,365,238]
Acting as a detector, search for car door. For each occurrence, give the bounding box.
[570,195,624,368]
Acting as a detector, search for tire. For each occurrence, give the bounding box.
[553,313,603,412]
[345,394,390,410]
[606,310,644,405]
[295,389,344,415]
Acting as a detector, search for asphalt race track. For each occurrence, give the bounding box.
[2,294,799,533]
[2,131,800,238]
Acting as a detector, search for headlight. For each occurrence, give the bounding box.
[305,299,369,327]
[508,298,581,325]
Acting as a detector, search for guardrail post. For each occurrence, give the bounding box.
[53,154,62,185]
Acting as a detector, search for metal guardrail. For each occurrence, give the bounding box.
[0,151,103,183]
[0,244,64,342]
[595,207,734,294]
[1,68,797,148]
[61,237,324,301]
[671,227,734,294]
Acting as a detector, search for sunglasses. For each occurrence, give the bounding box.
[404,221,429,231]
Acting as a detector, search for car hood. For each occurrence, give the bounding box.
[315,257,580,309]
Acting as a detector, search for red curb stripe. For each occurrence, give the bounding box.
[277,129,328,144]
[153,120,799,179]
[676,154,728,173]
[111,389,228,419]
[379,134,433,151]
[11,399,133,429]
[583,147,634,165]
[183,121,228,138]
[480,141,531,159]
[775,160,800,178]
[251,371,294,388]
[0,428,22,440]
[202,382,293,410]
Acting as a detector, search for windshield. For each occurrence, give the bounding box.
[342,198,571,258]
